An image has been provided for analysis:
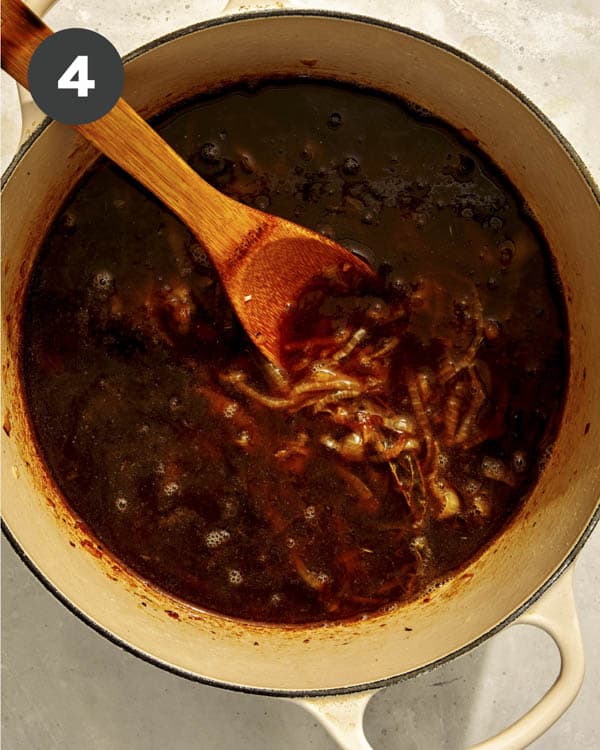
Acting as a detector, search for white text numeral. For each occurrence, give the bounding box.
[57,55,95,98]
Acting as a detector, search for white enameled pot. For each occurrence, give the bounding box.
[2,1,599,747]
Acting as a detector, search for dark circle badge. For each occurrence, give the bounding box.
[28,28,124,125]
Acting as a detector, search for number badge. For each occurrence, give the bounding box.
[28,28,124,125]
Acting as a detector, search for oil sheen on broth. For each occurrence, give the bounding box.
[23,81,567,624]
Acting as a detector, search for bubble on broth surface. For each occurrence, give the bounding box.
[59,211,77,234]
[223,403,238,419]
[499,239,516,267]
[199,141,220,163]
[91,270,115,296]
[361,210,377,225]
[512,451,528,473]
[342,156,360,175]
[464,479,481,496]
[115,496,128,511]
[328,112,342,129]
[188,243,210,267]
[228,569,243,585]
[205,529,231,548]
[480,457,515,486]
[235,430,251,447]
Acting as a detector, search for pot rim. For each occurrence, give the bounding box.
[2,7,599,698]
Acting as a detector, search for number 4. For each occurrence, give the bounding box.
[58,55,95,98]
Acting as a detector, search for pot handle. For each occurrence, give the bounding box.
[297,566,584,750]
[15,0,58,142]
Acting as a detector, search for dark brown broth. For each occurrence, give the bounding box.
[22,80,567,623]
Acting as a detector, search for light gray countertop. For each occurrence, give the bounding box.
[2,1,599,748]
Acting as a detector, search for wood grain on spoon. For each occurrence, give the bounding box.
[1,0,374,366]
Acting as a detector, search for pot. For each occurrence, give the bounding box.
[2,1,599,748]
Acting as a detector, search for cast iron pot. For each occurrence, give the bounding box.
[2,1,599,747]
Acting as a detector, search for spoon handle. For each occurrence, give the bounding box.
[1,0,262,268]
[0,0,50,83]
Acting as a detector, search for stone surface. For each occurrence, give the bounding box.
[2,1,599,748]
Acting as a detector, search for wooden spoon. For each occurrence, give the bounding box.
[1,0,374,367]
